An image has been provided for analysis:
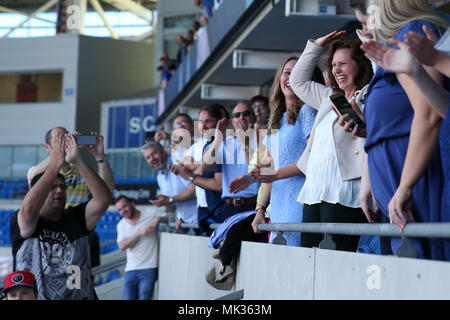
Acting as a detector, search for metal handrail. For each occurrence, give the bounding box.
[257,222,450,238]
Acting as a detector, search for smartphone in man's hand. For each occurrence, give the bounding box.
[77,134,96,146]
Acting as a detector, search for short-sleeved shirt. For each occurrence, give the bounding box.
[156,168,197,224]
[10,203,94,300]
[60,166,90,208]
[27,165,90,208]
[117,207,165,271]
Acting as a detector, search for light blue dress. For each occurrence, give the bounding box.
[265,105,317,246]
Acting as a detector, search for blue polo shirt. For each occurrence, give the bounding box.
[217,136,260,199]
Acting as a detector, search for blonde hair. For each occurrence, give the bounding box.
[367,0,448,43]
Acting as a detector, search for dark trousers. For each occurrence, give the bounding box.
[213,202,255,223]
[301,202,367,252]
[375,211,393,255]
[219,214,268,266]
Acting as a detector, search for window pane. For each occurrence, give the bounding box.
[111,152,126,179]
[140,155,156,178]
[0,147,12,178]
[37,146,48,163]
[12,146,36,179]
[126,151,140,178]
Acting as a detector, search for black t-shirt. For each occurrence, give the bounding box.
[10,203,95,300]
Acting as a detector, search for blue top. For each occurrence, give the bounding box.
[363,20,445,151]
[203,0,215,17]
[265,105,316,168]
[161,70,172,81]
[219,136,260,199]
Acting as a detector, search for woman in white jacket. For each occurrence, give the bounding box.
[289,31,374,251]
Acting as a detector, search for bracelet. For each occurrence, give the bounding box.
[255,205,267,213]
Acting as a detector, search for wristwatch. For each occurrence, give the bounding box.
[168,197,174,204]
[189,173,198,182]
[96,155,107,163]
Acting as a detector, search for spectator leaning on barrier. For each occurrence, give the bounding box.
[357,0,448,260]
[201,101,260,223]
[10,131,112,300]
[288,30,374,252]
[169,104,226,234]
[115,195,168,300]
[2,270,38,300]
[141,141,197,231]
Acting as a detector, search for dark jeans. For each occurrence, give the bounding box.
[213,201,255,223]
[301,202,367,252]
[219,214,268,266]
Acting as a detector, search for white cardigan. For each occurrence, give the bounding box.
[290,40,368,181]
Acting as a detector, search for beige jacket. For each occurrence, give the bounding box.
[290,40,367,181]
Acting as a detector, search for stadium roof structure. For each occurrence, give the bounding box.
[0,0,157,40]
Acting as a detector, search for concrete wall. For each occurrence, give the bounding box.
[158,233,228,300]
[76,36,153,136]
[0,34,153,147]
[158,233,450,300]
[0,35,79,145]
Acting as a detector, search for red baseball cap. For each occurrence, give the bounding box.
[3,270,37,293]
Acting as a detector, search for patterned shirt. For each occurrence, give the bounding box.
[60,166,90,208]
[10,203,94,300]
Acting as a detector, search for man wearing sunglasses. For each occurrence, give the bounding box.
[201,102,260,223]
[250,95,270,129]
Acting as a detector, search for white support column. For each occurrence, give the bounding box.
[233,49,300,70]
[101,0,153,23]
[89,0,118,39]
[201,84,260,101]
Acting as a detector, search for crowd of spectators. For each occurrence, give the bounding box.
[156,1,221,88]
[2,0,449,300]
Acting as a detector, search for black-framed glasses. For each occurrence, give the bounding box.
[232,110,253,118]
[252,104,266,110]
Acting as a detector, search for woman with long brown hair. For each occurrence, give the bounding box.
[230,57,319,246]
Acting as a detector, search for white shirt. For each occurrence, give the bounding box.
[157,168,197,224]
[297,111,361,208]
[117,207,165,271]
[186,138,209,208]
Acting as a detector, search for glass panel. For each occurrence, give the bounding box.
[37,146,48,163]
[0,147,12,178]
[12,146,36,179]
[163,14,198,29]
[0,72,63,103]
[111,152,126,179]
[140,154,156,179]
[126,151,140,178]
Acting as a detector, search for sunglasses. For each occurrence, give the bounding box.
[232,110,253,118]
[252,104,266,110]
[173,121,189,128]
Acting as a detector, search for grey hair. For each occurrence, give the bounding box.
[140,141,165,154]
